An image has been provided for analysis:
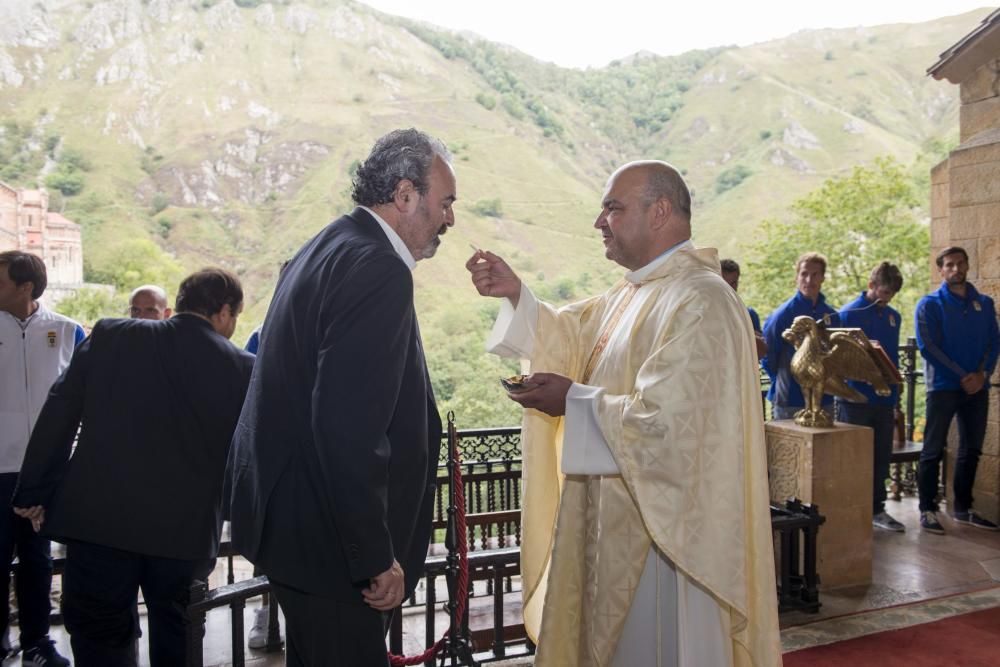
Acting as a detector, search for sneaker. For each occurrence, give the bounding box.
[873,511,905,532]
[248,605,283,649]
[920,511,945,534]
[22,639,69,667]
[953,509,1000,531]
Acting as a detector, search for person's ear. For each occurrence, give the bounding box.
[393,180,416,211]
[650,197,672,230]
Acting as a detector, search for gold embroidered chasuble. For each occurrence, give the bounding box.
[509,245,782,666]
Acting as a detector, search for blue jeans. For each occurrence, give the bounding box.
[0,472,53,648]
[835,401,895,514]
[918,389,989,513]
[772,405,799,421]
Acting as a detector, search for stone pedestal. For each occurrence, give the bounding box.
[766,420,873,588]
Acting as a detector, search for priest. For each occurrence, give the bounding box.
[466,161,782,666]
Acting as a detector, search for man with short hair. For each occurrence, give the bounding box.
[720,258,767,359]
[128,284,172,320]
[763,252,840,420]
[226,128,454,666]
[0,251,78,666]
[837,262,906,532]
[467,161,780,665]
[915,246,999,534]
[13,268,254,667]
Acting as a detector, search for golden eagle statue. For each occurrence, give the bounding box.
[782,315,900,427]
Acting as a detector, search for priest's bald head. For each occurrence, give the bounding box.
[595,161,692,271]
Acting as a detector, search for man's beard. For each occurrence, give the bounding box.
[420,225,446,259]
[946,272,966,286]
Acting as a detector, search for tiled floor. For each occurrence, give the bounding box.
[6,496,999,665]
[780,495,1000,628]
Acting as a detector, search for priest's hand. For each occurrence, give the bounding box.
[362,559,405,611]
[466,250,522,307]
[506,372,572,417]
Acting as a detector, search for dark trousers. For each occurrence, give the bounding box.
[918,389,990,513]
[836,401,895,514]
[0,472,52,648]
[62,540,214,667]
[270,579,391,667]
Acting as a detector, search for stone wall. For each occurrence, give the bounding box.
[930,56,1000,522]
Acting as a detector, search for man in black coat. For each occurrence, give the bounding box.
[13,268,254,667]
[226,128,456,665]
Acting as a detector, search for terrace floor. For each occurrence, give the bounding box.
[6,495,999,666]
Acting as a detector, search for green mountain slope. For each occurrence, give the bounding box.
[0,0,985,424]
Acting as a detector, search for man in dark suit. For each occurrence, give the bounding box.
[226,128,456,665]
[13,268,254,667]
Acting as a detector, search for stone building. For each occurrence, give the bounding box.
[0,180,83,295]
[928,8,1000,521]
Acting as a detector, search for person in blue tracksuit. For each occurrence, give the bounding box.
[721,258,767,360]
[837,262,905,532]
[762,252,840,420]
[915,246,999,534]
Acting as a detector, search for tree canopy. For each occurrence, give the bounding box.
[742,156,929,337]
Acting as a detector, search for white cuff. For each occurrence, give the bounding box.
[562,383,619,475]
[485,282,537,359]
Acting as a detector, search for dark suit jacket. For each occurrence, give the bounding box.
[226,207,442,601]
[14,314,254,561]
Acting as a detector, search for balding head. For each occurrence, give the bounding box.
[129,285,172,320]
[595,161,692,270]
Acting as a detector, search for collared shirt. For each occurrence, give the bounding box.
[625,240,693,284]
[916,281,999,392]
[359,205,416,271]
[762,291,840,407]
[839,291,901,405]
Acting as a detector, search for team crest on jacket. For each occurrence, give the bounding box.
[889,314,896,327]
[47,330,57,348]
[973,301,982,312]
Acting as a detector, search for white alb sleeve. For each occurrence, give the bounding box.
[562,383,620,475]
[485,282,538,359]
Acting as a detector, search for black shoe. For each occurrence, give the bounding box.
[920,511,945,534]
[953,509,1000,531]
[22,639,69,667]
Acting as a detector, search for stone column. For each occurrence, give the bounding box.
[766,421,873,588]
[929,56,1000,522]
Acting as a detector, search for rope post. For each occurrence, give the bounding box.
[387,412,475,667]
[444,411,477,666]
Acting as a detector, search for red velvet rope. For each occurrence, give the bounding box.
[388,456,469,666]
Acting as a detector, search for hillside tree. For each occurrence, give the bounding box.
[742,156,929,336]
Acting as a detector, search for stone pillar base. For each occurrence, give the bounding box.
[766,420,873,588]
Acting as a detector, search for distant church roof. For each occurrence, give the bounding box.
[46,212,80,229]
[929,8,1000,83]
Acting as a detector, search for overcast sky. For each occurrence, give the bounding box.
[362,1,993,68]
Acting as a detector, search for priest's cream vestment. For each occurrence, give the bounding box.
[486,243,782,666]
